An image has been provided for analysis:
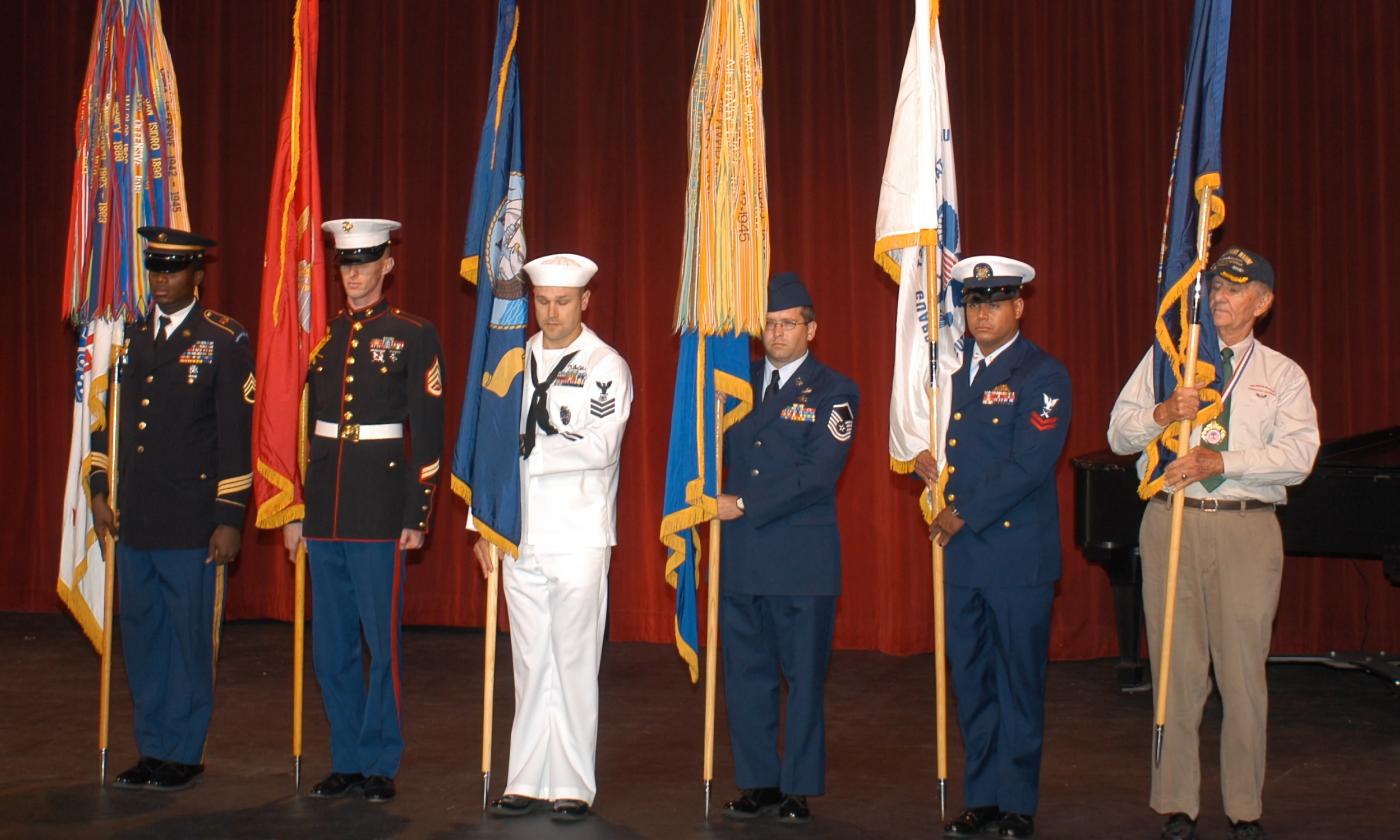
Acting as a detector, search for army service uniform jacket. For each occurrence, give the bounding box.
[88,304,255,550]
[943,336,1071,588]
[519,325,633,549]
[720,355,859,597]
[303,301,445,540]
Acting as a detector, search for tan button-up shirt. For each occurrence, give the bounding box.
[1107,333,1320,504]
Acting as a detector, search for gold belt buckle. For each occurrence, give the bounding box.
[341,423,360,442]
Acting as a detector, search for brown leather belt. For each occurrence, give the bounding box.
[1153,491,1275,512]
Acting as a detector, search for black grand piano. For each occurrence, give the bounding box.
[1072,426,1400,691]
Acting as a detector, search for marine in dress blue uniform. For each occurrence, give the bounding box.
[715,273,859,825]
[89,227,254,792]
[284,219,445,803]
[928,257,1071,840]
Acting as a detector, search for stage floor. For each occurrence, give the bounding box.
[1,612,1396,839]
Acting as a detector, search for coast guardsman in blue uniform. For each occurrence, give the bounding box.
[282,218,445,804]
[919,256,1071,840]
[90,226,255,792]
[714,272,860,826]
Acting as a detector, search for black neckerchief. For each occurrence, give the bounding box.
[520,348,580,457]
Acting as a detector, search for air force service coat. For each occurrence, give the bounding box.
[720,356,859,597]
[943,336,1071,587]
[88,304,255,549]
[303,301,445,540]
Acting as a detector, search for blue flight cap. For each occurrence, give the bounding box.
[768,272,813,311]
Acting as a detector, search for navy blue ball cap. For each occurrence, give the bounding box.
[1207,246,1274,290]
[138,226,215,272]
[768,271,813,311]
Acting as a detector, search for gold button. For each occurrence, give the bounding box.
[380,366,389,374]
[353,322,363,332]
[200,473,207,480]
[352,339,360,348]
[948,465,956,474]
[348,357,356,365]
[137,421,147,430]
[947,493,956,501]
[953,412,962,421]
[948,438,957,447]
[751,468,760,476]
[145,375,154,383]
[388,461,396,468]
[418,521,426,528]
[1003,520,1012,528]
[992,417,1000,425]
[422,505,429,511]
[346,375,355,383]
[424,488,432,494]
[136,445,145,453]
[344,393,354,402]
[141,398,150,407]
[316,366,324,373]
[395,309,402,314]
[344,411,354,420]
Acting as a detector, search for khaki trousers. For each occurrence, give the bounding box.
[1140,498,1283,822]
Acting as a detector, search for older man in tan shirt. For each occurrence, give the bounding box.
[1108,247,1319,840]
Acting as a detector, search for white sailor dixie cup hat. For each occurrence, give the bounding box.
[952,255,1036,301]
[322,218,402,264]
[522,253,598,288]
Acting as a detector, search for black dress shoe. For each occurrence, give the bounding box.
[944,806,1002,836]
[146,760,203,792]
[1160,812,1198,840]
[1228,819,1267,840]
[363,775,396,802]
[550,799,590,822]
[998,812,1035,838]
[489,794,544,817]
[309,772,365,798]
[113,758,156,790]
[722,787,782,820]
[776,794,811,825]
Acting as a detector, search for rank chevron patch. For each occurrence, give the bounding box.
[590,380,616,418]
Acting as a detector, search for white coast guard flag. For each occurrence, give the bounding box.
[874,0,964,479]
[58,317,124,652]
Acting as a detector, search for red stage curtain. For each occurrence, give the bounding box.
[9,0,1398,660]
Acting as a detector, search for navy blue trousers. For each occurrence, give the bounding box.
[721,593,837,796]
[946,582,1055,816]
[308,540,404,778]
[117,544,222,766]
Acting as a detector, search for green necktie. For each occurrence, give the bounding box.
[1199,347,1233,492]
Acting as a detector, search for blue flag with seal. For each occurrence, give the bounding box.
[1141,0,1233,500]
[451,0,527,555]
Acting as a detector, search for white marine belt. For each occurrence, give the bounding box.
[314,420,404,442]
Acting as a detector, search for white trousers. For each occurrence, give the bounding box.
[501,545,610,804]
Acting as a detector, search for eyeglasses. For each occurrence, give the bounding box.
[764,319,809,333]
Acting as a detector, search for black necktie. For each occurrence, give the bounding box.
[971,359,986,384]
[153,315,171,348]
[764,369,781,403]
[520,349,580,458]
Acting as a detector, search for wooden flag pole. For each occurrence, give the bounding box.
[292,542,306,791]
[1154,184,1216,766]
[98,342,123,785]
[702,390,726,817]
[481,544,501,812]
[924,246,948,820]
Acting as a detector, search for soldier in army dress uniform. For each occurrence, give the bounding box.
[282,218,445,803]
[922,256,1071,840]
[90,226,254,792]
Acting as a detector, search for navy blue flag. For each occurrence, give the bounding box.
[1142,0,1233,499]
[451,0,527,554]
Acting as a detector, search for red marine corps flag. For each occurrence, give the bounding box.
[253,0,327,530]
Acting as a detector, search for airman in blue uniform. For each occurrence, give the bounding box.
[715,272,859,825]
[923,256,1071,840]
[89,226,254,792]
